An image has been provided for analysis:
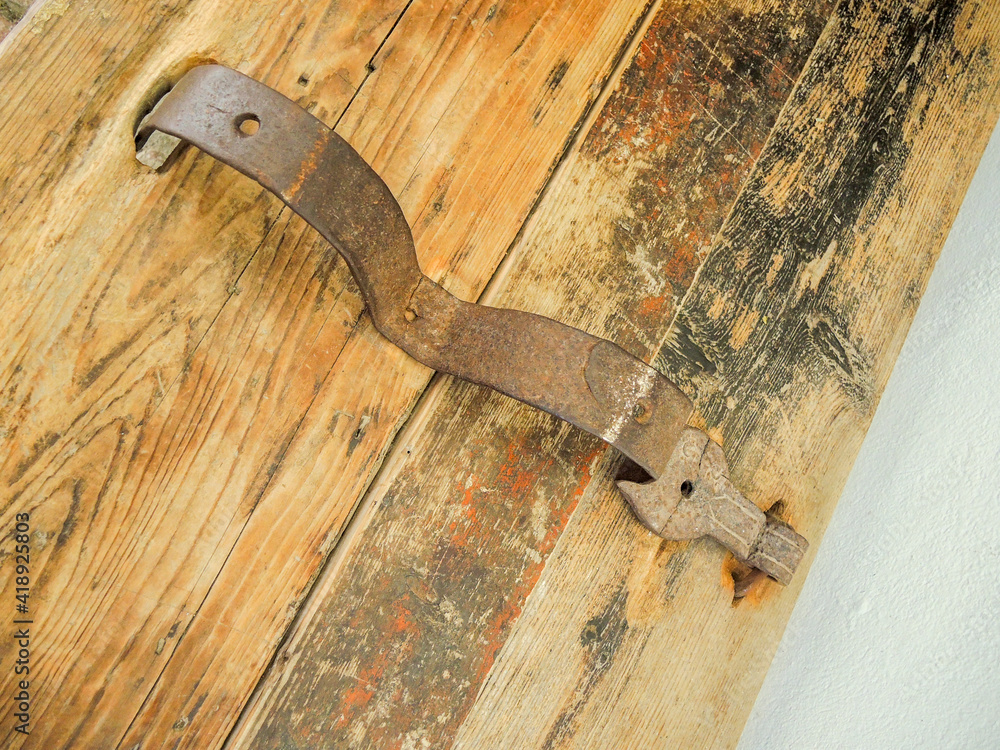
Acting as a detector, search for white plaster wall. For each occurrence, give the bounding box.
[738,123,1000,750]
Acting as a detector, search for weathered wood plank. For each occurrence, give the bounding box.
[0,0,405,499]
[230,2,838,748]
[453,1,1000,747]
[0,2,412,747]
[0,0,657,747]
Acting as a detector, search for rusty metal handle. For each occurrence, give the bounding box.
[136,65,692,478]
[136,65,808,585]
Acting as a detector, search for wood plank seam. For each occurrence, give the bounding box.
[0,2,419,746]
[479,0,665,305]
[330,0,417,133]
[115,234,357,746]
[647,5,835,361]
[114,2,425,736]
[111,220,374,742]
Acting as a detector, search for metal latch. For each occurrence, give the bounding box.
[135,65,808,587]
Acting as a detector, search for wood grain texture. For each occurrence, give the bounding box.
[455,0,1000,747]
[0,0,656,747]
[0,1,411,746]
[3,0,999,748]
[231,1,839,748]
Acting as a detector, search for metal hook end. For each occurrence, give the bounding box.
[617,427,808,586]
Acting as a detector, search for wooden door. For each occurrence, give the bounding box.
[1,1,998,747]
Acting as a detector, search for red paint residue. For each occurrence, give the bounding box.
[471,441,603,686]
[638,294,667,316]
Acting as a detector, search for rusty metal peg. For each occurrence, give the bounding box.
[617,427,807,586]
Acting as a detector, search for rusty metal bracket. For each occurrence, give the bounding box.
[617,428,805,585]
[136,65,807,586]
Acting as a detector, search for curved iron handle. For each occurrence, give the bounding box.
[137,65,692,478]
[136,65,808,585]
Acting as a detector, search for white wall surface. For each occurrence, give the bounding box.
[739,124,1000,750]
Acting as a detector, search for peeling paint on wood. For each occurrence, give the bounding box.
[453,1,1000,747]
